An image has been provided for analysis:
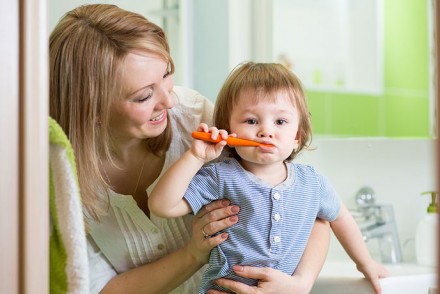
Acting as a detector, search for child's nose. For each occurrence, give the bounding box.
[257,128,273,138]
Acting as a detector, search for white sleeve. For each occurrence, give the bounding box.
[172,86,214,126]
[87,235,117,294]
[167,86,214,155]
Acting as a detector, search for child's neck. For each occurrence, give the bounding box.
[240,160,287,187]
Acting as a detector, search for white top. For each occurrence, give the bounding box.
[87,86,214,293]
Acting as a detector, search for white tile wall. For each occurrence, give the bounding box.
[296,138,437,262]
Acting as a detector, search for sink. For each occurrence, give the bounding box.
[311,261,437,294]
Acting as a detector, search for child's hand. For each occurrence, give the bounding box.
[357,260,389,294]
[191,123,233,163]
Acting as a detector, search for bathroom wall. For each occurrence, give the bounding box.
[296,138,437,262]
[306,0,432,138]
[48,0,163,32]
[192,0,231,101]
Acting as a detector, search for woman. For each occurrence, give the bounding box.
[49,4,330,293]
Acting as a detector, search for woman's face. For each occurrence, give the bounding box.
[109,51,174,142]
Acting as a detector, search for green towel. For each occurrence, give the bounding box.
[49,117,88,293]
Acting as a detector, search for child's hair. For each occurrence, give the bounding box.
[213,61,312,161]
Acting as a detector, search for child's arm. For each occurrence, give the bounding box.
[149,150,206,218]
[148,124,228,218]
[330,203,389,294]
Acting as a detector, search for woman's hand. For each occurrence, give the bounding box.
[208,219,331,294]
[207,266,310,294]
[186,199,239,265]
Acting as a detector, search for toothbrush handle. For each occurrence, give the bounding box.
[191,131,262,147]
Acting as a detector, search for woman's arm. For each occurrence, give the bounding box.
[210,218,330,294]
[99,199,239,294]
[101,241,204,294]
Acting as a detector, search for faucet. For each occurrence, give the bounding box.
[353,187,403,263]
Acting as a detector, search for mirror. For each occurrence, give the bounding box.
[272,0,383,95]
[48,0,436,139]
[190,0,436,138]
[47,0,438,285]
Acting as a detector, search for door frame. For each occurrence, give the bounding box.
[0,0,49,292]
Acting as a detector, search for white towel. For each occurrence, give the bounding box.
[49,117,89,294]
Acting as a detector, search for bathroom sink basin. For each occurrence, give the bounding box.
[310,261,437,294]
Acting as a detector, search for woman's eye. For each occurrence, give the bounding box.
[163,71,171,79]
[135,89,153,103]
[163,63,172,78]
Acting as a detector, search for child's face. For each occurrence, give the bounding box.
[229,89,300,165]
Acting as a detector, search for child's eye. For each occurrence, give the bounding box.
[276,119,287,125]
[245,119,257,125]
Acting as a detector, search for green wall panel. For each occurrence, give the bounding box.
[331,94,381,136]
[385,95,430,137]
[384,0,429,91]
[308,92,331,134]
[308,0,430,138]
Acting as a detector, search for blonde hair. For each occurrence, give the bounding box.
[213,62,312,161]
[49,4,174,222]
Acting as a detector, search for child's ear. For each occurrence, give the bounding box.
[293,131,301,150]
[295,131,301,144]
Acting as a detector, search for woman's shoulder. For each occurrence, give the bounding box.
[171,86,214,128]
[173,86,212,107]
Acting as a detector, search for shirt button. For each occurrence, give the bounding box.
[274,236,281,243]
[273,192,281,200]
[151,228,159,234]
[157,244,165,250]
[274,213,281,221]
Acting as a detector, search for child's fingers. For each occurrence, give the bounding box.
[197,123,209,132]
[215,140,227,153]
[369,277,382,294]
[218,129,229,140]
[207,127,220,139]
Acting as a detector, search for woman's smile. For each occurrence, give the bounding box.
[149,110,167,124]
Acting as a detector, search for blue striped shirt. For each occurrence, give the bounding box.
[184,158,341,293]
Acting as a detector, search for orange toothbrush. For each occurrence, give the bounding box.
[192,131,274,148]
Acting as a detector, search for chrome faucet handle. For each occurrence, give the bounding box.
[353,189,402,263]
[354,187,377,220]
[355,186,376,207]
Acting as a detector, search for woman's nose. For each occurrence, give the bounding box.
[157,80,175,109]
